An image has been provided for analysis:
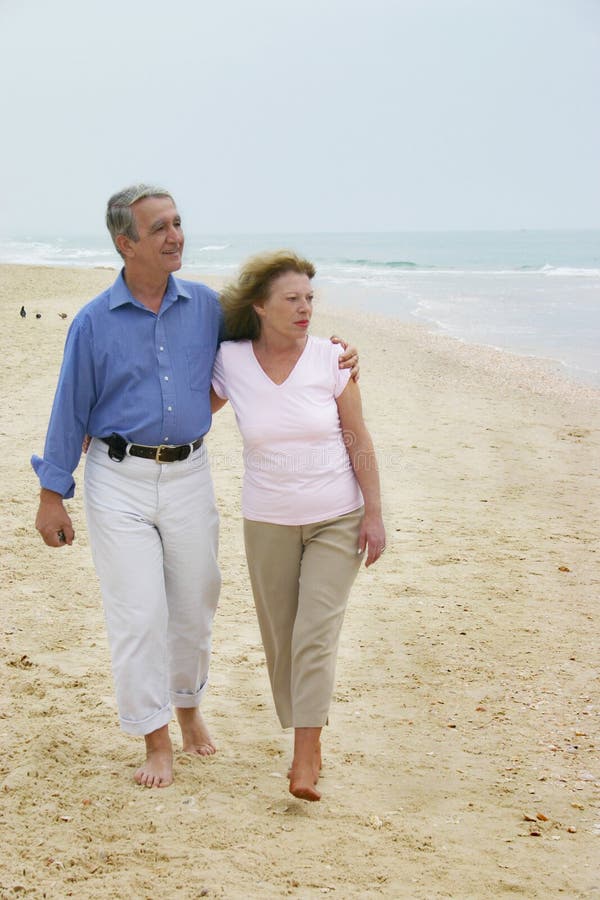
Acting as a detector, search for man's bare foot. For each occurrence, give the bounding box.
[176,707,216,756]
[134,725,173,788]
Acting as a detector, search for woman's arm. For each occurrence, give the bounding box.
[210,386,228,414]
[336,379,386,567]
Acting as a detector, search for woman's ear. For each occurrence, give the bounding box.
[252,302,266,319]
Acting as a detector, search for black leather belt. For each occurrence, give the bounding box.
[101,435,203,463]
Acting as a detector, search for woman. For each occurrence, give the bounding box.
[211,251,385,801]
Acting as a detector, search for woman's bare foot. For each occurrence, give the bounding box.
[134,725,174,788]
[289,765,322,801]
[288,726,322,801]
[176,707,216,756]
[287,740,322,784]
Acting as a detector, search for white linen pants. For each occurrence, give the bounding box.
[84,438,220,736]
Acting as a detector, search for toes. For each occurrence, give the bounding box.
[183,742,216,756]
[196,744,215,756]
[134,767,172,788]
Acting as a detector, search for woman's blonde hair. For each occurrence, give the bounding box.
[220,250,316,340]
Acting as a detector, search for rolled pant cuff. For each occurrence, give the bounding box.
[281,716,330,730]
[170,679,207,709]
[120,703,172,737]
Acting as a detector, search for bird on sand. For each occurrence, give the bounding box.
[20,306,26,318]
[58,312,68,319]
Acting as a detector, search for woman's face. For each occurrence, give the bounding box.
[255,271,313,339]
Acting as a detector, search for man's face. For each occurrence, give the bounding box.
[127,195,184,275]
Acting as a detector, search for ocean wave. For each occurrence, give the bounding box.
[341,257,421,269]
[182,261,238,272]
[327,262,600,279]
[0,239,118,267]
[318,273,406,290]
[50,246,114,259]
[539,264,600,277]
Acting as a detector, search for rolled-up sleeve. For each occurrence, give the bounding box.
[31,317,96,499]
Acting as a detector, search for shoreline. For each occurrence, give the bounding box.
[3,261,599,401]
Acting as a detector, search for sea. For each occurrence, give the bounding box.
[2,230,599,387]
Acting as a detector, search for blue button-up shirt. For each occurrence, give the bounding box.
[31,271,224,498]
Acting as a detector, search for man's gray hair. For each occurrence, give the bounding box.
[106,183,174,256]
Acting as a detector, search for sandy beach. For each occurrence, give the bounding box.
[1,263,599,899]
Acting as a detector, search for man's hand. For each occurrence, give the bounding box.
[35,488,75,547]
[330,335,359,381]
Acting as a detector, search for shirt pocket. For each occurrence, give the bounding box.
[186,345,212,393]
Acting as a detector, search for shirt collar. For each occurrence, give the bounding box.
[108,269,192,311]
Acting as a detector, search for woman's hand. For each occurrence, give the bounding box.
[358,512,386,567]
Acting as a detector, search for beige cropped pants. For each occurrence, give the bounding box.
[243,507,364,729]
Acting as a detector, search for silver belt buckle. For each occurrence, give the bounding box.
[155,444,170,463]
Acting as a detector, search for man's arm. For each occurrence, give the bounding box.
[210,386,228,414]
[32,317,95,547]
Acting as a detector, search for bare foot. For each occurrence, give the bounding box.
[176,707,216,756]
[289,764,322,802]
[287,741,322,784]
[288,727,322,800]
[134,725,173,788]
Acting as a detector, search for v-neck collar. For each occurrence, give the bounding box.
[250,335,310,387]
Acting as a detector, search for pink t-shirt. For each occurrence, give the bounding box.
[212,336,363,525]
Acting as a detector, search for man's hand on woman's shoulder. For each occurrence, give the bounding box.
[330,335,359,381]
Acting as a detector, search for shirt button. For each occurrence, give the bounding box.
[167,406,173,412]
[159,346,164,351]
[164,437,169,441]
[164,376,169,381]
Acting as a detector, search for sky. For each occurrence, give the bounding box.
[1,0,599,235]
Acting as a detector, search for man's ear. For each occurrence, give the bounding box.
[115,233,135,258]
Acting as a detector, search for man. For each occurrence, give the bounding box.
[33,184,357,789]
